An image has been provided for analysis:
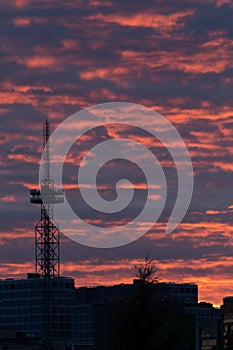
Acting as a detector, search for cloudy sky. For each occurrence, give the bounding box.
[1,0,233,306]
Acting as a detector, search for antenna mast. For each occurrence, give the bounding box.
[29,117,64,349]
[30,117,63,277]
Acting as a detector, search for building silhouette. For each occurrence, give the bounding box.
[0,273,229,349]
[186,302,220,350]
[221,297,233,350]
[0,274,74,349]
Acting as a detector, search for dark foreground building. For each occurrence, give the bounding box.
[0,275,222,350]
[0,274,74,349]
[0,328,42,349]
[186,302,221,350]
[75,280,199,350]
[75,281,221,350]
[221,297,233,350]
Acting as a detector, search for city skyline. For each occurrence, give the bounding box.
[1,0,233,307]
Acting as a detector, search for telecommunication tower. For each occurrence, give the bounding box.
[29,117,64,349]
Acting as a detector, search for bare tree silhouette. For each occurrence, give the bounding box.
[134,254,159,285]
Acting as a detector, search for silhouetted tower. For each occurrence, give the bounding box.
[29,117,63,349]
[30,117,63,276]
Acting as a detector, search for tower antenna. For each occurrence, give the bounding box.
[29,117,64,349]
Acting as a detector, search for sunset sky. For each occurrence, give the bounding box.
[1,0,233,306]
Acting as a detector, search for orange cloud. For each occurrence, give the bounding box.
[22,56,57,69]
[60,39,80,49]
[60,256,233,306]
[0,253,231,307]
[8,153,39,163]
[13,16,48,26]
[0,195,17,203]
[121,44,232,74]
[92,10,194,30]
[80,67,130,87]
[13,17,31,26]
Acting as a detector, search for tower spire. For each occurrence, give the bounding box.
[43,116,50,183]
